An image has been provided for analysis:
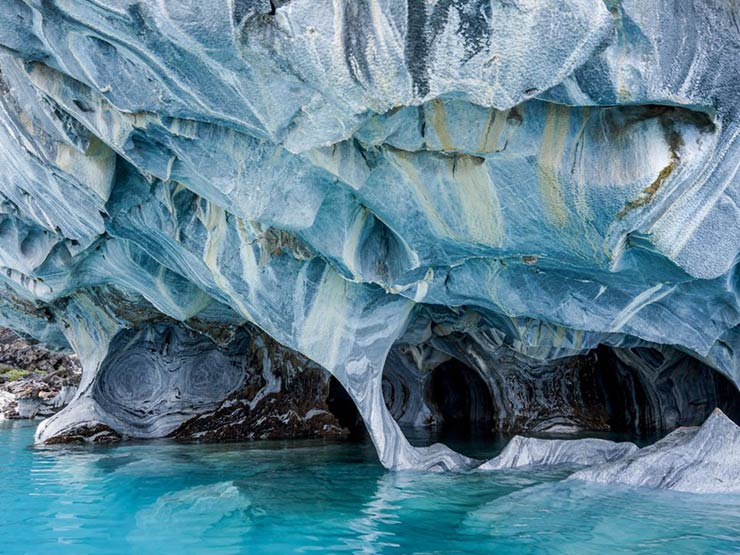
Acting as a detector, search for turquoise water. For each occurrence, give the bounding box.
[2,420,740,555]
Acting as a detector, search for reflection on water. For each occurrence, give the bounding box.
[1,419,739,554]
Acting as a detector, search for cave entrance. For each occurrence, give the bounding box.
[426,359,495,432]
[326,377,366,439]
[594,345,740,435]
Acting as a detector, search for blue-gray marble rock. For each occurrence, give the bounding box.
[479,435,639,470]
[570,409,740,494]
[0,1,738,471]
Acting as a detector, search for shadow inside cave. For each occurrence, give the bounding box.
[426,358,495,433]
[326,377,367,440]
[376,339,740,460]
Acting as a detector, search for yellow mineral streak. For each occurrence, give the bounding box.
[18,111,34,135]
[342,207,370,279]
[553,324,567,348]
[390,149,452,236]
[538,103,571,226]
[150,263,209,320]
[53,136,116,202]
[616,156,677,218]
[571,107,592,221]
[429,99,455,151]
[449,156,504,247]
[478,108,509,153]
[200,202,254,320]
[390,149,503,247]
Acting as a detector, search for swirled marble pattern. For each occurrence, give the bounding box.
[0,1,739,470]
[92,324,248,437]
[382,329,740,437]
[38,315,347,442]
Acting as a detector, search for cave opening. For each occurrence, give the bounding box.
[593,345,740,435]
[324,336,740,453]
[425,358,495,433]
[326,377,366,439]
[380,337,740,450]
[594,346,652,434]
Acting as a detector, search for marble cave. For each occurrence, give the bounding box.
[1,0,740,506]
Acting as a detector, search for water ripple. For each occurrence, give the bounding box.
[2,421,740,555]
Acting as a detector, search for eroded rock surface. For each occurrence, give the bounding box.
[479,436,638,470]
[36,319,349,443]
[477,410,740,494]
[0,2,738,471]
[570,409,740,494]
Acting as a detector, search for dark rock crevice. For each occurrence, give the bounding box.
[326,377,365,439]
[594,345,740,434]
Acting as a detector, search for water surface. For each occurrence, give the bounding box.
[2,420,739,554]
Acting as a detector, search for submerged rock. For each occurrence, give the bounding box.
[478,436,638,471]
[570,409,740,494]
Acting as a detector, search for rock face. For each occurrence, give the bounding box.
[0,2,739,470]
[0,328,79,375]
[478,409,740,494]
[0,327,80,419]
[570,409,740,494]
[36,319,349,443]
[479,435,638,470]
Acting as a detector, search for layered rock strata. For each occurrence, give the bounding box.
[381,336,740,437]
[36,316,349,443]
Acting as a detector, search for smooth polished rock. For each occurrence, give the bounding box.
[570,409,740,494]
[478,436,638,471]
